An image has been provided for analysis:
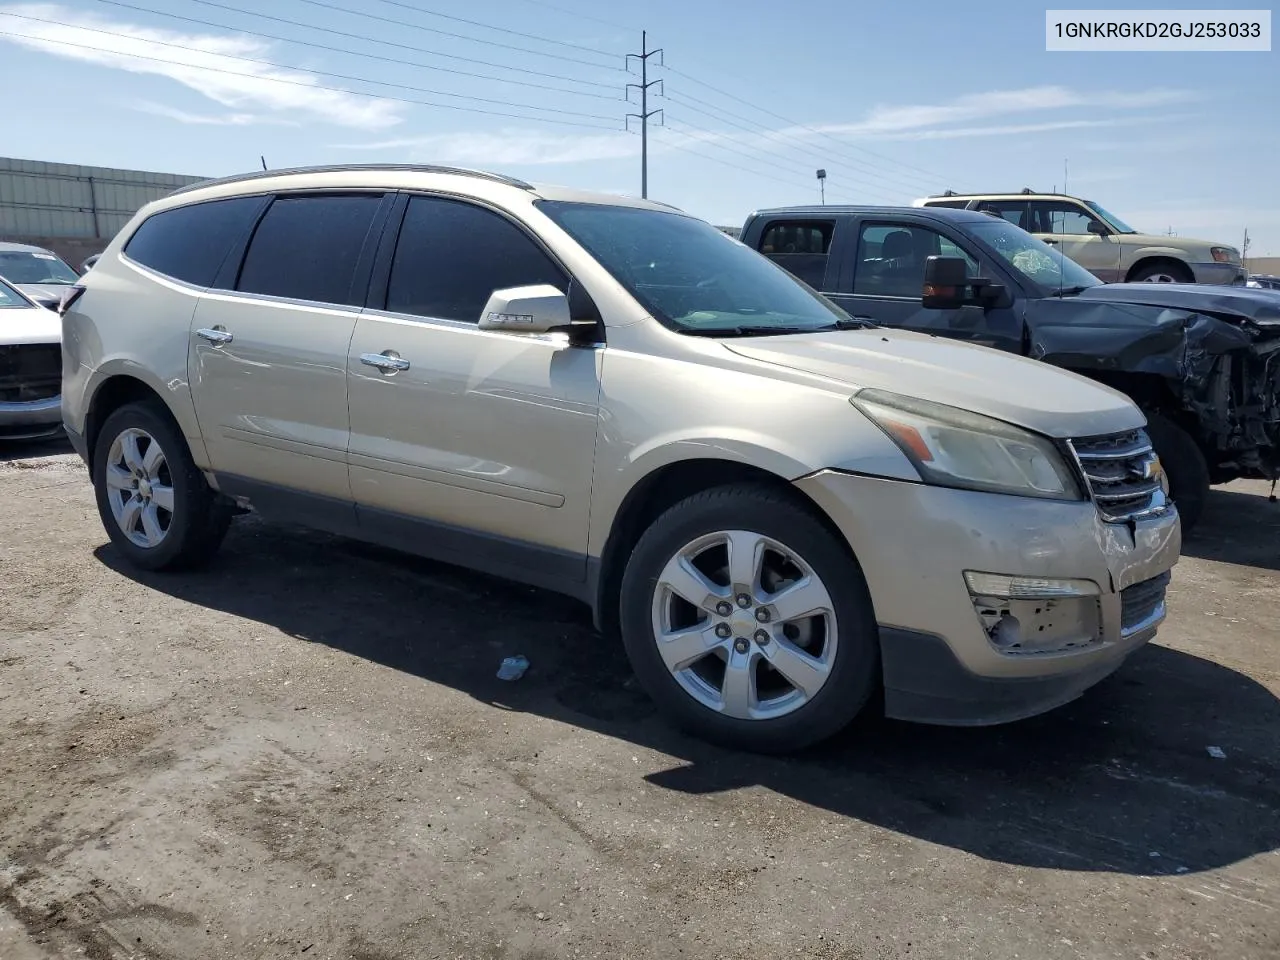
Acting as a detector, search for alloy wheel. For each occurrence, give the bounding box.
[104,427,174,549]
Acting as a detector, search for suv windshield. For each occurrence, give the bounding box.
[969,218,1102,294]
[0,250,80,285]
[538,201,848,333]
[1083,201,1137,234]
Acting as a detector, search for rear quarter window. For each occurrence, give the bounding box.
[123,196,264,287]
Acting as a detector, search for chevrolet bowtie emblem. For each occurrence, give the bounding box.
[1131,453,1164,482]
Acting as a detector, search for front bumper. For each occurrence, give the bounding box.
[794,471,1181,725]
[0,395,63,439]
[1188,261,1247,285]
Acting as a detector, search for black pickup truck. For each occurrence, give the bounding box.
[741,205,1280,530]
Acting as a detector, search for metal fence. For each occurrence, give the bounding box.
[0,156,205,241]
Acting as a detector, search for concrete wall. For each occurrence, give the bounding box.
[0,156,204,249]
[1246,257,1280,277]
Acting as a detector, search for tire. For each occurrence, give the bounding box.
[1146,412,1210,532]
[92,401,232,571]
[619,484,880,753]
[1130,260,1193,284]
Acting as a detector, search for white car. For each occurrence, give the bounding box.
[0,276,62,439]
[0,240,82,310]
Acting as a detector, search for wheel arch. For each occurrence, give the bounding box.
[590,457,852,637]
[84,365,205,468]
[1125,255,1193,283]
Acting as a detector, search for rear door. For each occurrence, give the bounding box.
[189,191,392,502]
[827,216,1024,353]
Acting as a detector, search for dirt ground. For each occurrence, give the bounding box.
[1,438,1277,960]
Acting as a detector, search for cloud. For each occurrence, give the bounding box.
[333,129,638,165]
[0,3,401,129]
[130,99,301,127]
[815,86,1199,138]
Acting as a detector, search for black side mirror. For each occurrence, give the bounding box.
[1087,219,1110,237]
[921,256,970,309]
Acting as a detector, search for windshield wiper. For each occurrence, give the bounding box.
[1053,285,1090,297]
[682,325,817,337]
[829,316,876,329]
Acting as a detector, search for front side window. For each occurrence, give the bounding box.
[124,197,264,287]
[385,196,566,322]
[0,249,79,285]
[852,224,978,299]
[237,194,383,306]
[969,218,1101,292]
[539,201,846,334]
[1027,201,1096,236]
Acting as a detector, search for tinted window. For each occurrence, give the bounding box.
[853,224,978,298]
[124,197,262,286]
[756,219,835,290]
[386,197,565,323]
[237,194,383,306]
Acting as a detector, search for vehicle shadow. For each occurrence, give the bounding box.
[1183,484,1280,571]
[96,516,1280,877]
[0,433,72,463]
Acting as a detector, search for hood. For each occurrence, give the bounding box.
[1074,282,1280,326]
[14,282,72,310]
[0,303,62,345]
[723,328,1143,440]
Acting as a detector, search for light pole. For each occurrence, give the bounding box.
[816,168,826,205]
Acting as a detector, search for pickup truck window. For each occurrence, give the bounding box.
[757,219,834,290]
[852,224,977,298]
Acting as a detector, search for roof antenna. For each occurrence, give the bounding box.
[260,155,268,171]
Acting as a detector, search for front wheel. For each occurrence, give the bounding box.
[1130,260,1193,284]
[1146,413,1210,532]
[92,401,232,571]
[619,485,880,753]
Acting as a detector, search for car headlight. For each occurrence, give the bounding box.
[1211,247,1238,263]
[850,389,1084,500]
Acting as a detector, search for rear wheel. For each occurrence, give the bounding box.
[93,401,232,570]
[1146,413,1210,532]
[619,485,880,753]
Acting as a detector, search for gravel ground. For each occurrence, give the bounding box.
[1,438,1278,960]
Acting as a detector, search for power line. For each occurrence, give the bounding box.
[663,88,936,197]
[662,94,925,201]
[363,0,618,58]
[660,64,949,185]
[0,12,622,119]
[0,27,622,129]
[274,0,626,71]
[89,0,622,98]
[653,127,832,200]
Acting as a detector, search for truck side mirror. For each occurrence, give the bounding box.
[1087,219,1111,237]
[921,256,970,309]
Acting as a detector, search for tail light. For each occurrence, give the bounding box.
[58,285,86,316]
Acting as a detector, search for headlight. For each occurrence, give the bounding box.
[1211,247,1238,263]
[850,389,1083,500]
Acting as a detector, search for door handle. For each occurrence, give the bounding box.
[1043,238,1059,245]
[360,352,411,372]
[196,327,233,344]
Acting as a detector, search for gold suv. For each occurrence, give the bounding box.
[60,165,1180,752]
[914,191,1245,285]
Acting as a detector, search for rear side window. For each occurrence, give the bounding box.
[385,196,565,323]
[755,219,835,290]
[124,197,262,287]
[974,200,1029,230]
[237,194,383,306]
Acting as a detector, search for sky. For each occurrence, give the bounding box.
[1,0,1278,253]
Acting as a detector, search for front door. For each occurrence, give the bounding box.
[828,219,1023,353]
[346,194,602,579]
[188,192,390,500]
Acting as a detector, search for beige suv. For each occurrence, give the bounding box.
[914,192,1246,285]
[60,164,1181,752]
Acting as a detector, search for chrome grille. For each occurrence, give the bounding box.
[0,344,62,404]
[1070,429,1169,522]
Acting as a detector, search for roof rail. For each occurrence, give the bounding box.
[169,163,535,197]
